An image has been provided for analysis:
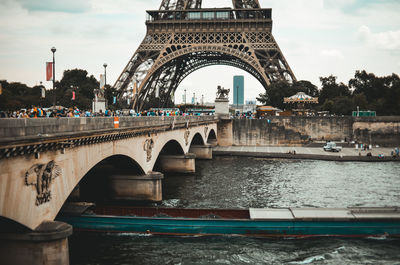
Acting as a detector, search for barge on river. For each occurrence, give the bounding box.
[57,204,400,238]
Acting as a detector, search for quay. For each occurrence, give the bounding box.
[213,146,399,162]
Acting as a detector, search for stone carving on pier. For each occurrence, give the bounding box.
[184,130,190,146]
[216,86,230,99]
[143,139,154,162]
[204,127,209,137]
[24,160,62,206]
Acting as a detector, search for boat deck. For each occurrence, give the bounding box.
[250,207,400,221]
[62,204,400,221]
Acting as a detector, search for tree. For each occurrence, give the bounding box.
[292,80,319,98]
[56,69,99,109]
[349,70,400,115]
[257,81,296,109]
[319,75,350,106]
[0,80,43,110]
[349,70,379,103]
[352,93,368,110]
[331,96,354,115]
[378,73,400,115]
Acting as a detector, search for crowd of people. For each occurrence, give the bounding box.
[0,106,216,118]
[0,107,100,118]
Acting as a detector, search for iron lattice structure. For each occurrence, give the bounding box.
[114,0,296,110]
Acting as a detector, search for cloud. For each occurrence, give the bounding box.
[323,0,400,13]
[323,0,356,10]
[15,0,91,13]
[320,49,344,58]
[91,0,160,14]
[357,25,400,52]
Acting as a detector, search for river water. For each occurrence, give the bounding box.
[70,157,400,265]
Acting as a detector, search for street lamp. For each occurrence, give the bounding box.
[103,63,107,87]
[51,47,56,106]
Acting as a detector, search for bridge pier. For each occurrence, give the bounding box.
[217,119,233,146]
[189,144,213,160]
[159,153,196,173]
[0,221,72,265]
[109,172,164,202]
[207,139,218,147]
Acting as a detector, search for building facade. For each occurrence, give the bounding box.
[233,75,244,106]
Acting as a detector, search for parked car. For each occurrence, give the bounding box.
[323,142,342,152]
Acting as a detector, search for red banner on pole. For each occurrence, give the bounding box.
[72,91,75,100]
[46,62,53,81]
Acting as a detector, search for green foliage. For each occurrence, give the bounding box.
[319,75,351,106]
[257,71,400,115]
[0,81,46,109]
[257,80,319,110]
[2,69,400,116]
[56,69,99,109]
[257,81,297,109]
[0,69,102,111]
[352,93,368,110]
[349,71,400,115]
[292,80,319,98]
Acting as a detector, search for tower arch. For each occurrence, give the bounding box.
[113,0,296,110]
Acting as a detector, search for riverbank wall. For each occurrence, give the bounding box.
[232,116,400,147]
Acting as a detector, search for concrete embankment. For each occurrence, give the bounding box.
[232,117,400,147]
[213,146,400,162]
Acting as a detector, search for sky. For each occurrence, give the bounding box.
[0,0,399,104]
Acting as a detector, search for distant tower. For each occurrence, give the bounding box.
[114,0,296,110]
[233,75,244,105]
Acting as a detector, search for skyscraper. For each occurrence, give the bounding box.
[233,75,244,106]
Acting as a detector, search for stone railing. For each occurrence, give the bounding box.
[0,116,218,143]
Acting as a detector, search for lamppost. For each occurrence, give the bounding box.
[103,63,107,87]
[51,47,56,106]
[184,89,187,113]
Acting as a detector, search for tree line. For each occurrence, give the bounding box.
[257,70,400,115]
[0,69,122,111]
[1,69,399,115]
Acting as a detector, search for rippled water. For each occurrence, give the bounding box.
[162,157,400,209]
[70,157,400,265]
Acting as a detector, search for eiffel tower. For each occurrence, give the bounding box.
[114,0,296,110]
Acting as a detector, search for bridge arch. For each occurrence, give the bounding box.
[74,155,145,203]
[207,129,217,144]
[190,133,205,146]
[159,139,185,155]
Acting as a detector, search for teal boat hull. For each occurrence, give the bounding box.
[58,214,400,238]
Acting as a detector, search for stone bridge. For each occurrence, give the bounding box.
[0,116,219,231]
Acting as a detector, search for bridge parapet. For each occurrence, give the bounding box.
[0,116,217,141]
[0,116,219,160]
